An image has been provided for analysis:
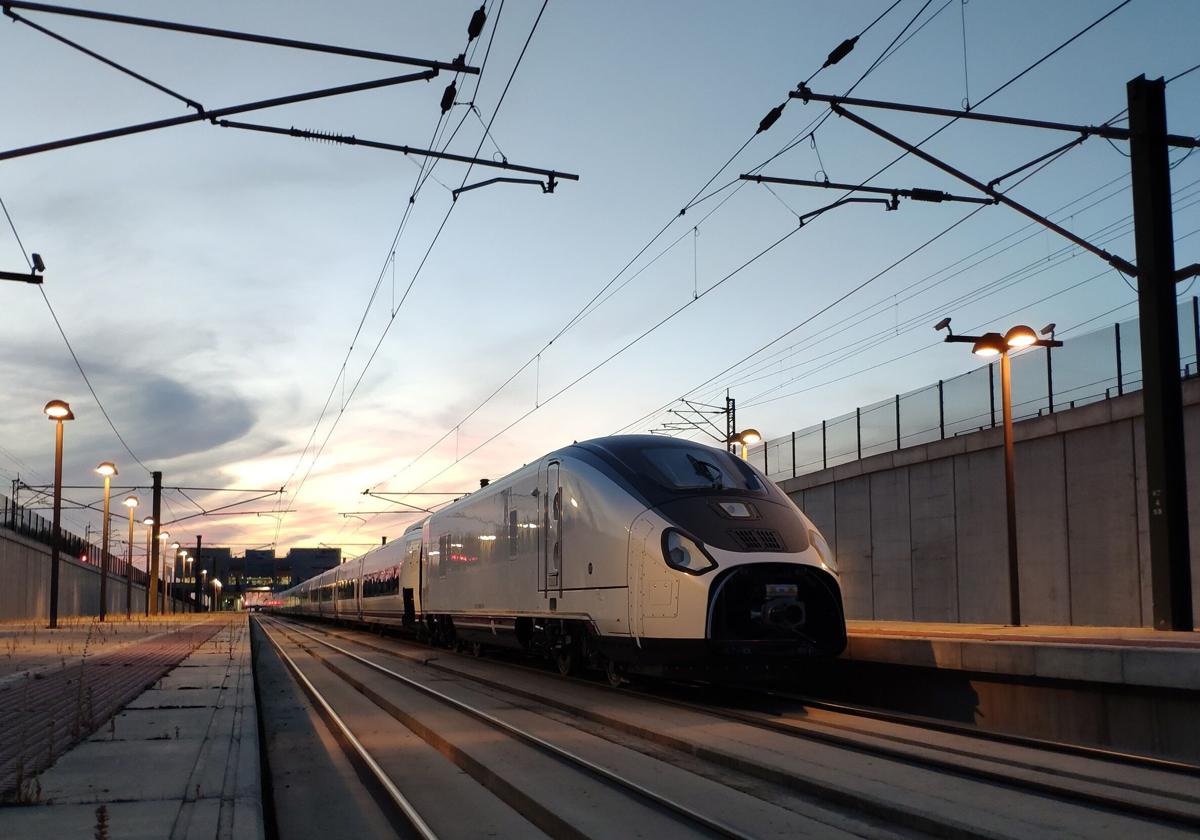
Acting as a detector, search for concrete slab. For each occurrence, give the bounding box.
[0,799,190,840]
[2,617,262,840]
[37,739,202,803]
[1120,648,1200,690]
[833,476,872,619]
[126,687,224,708]
[844,620,1200,690]
[959,641,1036,676]
[1033,645,1124,683]
[87,707,214,742]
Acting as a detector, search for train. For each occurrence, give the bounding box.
[274,434,847,682]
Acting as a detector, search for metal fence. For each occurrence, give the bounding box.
[748,298,1200,482]
[2,493,150,587]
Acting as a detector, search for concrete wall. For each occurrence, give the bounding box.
[0,527,192,621]
[781,380,1200,627]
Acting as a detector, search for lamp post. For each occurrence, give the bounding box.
[201,569,209,611]
[123,496,138,618]
[95,462,117,621]
[937,319,1062,625]
[157,531,170,616]
[185,555,194,610]
[211,578,223,612]
[176,550,188,612]
[142,518,154,615]
[170,542,180,614]
[43,399,74,629]
[729,428,762,460]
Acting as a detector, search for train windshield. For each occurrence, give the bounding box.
[640,446,763,492]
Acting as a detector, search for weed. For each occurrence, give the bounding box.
[94,804,109,840]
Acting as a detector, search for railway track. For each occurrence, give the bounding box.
[259,616,858,840]
[263,615,1200,839]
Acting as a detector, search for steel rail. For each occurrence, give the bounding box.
[765,690,1200,779]
[255,618,439,840]
[263,617,752,840]
[275,617,1200,829]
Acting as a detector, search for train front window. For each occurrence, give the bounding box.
[641,447,763,492]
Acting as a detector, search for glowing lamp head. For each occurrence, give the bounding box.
[143,516,154,526]
[123,495,139,509]
[971,332,1006,358]
[159,531,170,541]
[170,542,180,550]
[735,428,763,446]
[95,462,118,477]
[44,400,74,421]
[1004,324,1038,349]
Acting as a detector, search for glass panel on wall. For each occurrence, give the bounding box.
[898,383,941,447]
[1009,347,1049,421]
[942,366,992,437]
[793,424,824,475]
[859,396,895,458]
[1053,324,1118,409]
[824,410,858,468]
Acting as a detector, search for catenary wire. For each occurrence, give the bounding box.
[360,1,926,500]
[276,0,543,542]
[621,2,1141,435]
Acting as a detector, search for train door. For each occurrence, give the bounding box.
[543,460,562,596]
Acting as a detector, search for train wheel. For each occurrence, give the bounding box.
[555,649,576,676]
[604,658,624,688]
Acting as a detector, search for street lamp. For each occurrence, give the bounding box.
[936,318,1063,625]
[729,428,762,460]
[211,578,223,612]
[43,399,74,628]
[201,569,209,611]
[123,496,138,618]
[142,517,154,616]
[169,542,180,613]
[95,462,118,621]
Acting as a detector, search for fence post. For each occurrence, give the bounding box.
[895,394,901,450]
[989,363,997,428]
[1115,321,1124,396]
[791,431,797,478]
[938,379,945,439]
[1047,344,1055,414]
[856,407,862,460]
[821,420,827,470]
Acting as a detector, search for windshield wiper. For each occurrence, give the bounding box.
[687,454,724,489]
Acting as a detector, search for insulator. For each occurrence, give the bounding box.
[440,80,457,114]
[758,104,785,134]
[909,188,946,203]
[467,5,487,41]
[824,36,857,68]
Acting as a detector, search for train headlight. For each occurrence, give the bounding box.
[662,530,717,575]
[808,528,837,573]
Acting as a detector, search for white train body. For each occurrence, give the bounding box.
[278,435,846,677]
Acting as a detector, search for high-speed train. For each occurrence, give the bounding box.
[276,435,846,681]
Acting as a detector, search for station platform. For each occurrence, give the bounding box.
[0,615,262,839]
[843,620,1200,690]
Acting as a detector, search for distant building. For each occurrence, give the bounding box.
[284,547,343,586]
[179,545,341,609]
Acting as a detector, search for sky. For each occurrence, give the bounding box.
[1,0,1198,562]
